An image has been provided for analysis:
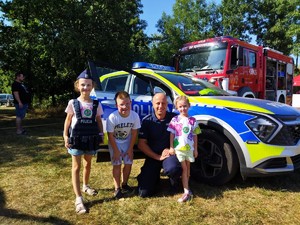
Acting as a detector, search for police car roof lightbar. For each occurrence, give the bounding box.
[132,62,175,72]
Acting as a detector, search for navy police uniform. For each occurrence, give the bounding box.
[137,111,182,197]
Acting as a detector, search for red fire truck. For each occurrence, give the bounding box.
[174,36,294,105]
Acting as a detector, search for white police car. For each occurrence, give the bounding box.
[88,61,300,185]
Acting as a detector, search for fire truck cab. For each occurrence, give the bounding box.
[175,36,294,105]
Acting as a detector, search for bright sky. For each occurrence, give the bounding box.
[140,0,221,35]
[140,0,175,35]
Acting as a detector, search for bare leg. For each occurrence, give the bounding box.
[181,161,189,192]
[71,155,82,197]
[82,154,93,186]
[122,164,132,185]
[113,164,122,190]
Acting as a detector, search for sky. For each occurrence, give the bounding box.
[140,0,220,35]
[140,0,175,35]
[140,0,298,66]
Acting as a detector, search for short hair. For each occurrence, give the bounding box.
[114,91,131,103]
[15,71,23,79]
[174,96,190,108]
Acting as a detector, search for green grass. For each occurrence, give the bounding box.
[1,106,300,224]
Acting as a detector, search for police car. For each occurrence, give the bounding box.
[88,61,300,185]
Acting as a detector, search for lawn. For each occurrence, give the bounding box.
[1,106,300,225]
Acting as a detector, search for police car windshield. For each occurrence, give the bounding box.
[157,72,230,96]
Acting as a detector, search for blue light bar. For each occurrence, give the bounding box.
[132,62,175,72]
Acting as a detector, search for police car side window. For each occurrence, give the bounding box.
[133,77,151,95]
[104,76,127,92]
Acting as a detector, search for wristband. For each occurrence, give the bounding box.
[99,133,104,136]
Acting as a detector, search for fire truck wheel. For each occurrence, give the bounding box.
[237,87,255,98]
[191,129,239,185]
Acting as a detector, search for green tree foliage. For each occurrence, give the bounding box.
[248,0,299,55]
[149,0,299,66]
[147,0,222,65]
[1,0,299,103]
[220,0,253,42]
[0,0,147,106]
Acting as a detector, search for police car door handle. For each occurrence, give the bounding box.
[100,100,116,108]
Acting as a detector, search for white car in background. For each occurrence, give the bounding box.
[0,94,14,107]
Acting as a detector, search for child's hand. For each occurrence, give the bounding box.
[113,151,121,163]
[126,150,133,161]
[194,150,198,158]
[169,147,175,155]
[64,136,71,149]
[99,133,104,144]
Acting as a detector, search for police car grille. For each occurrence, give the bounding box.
[269,125,300,146]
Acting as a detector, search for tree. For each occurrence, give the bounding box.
[249,0,298,55]
[147,0,221,65]
[0,0,147,106]
[220,0,253,42]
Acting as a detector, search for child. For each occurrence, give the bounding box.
[63,70,104,214]
[167,96,201,203]
[107,91,141,199]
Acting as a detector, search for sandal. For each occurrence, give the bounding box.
[82,185,98,196]
[75,202,87,214]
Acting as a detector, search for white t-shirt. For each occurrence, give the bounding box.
[106,110,141,144]
[65,98,103,129]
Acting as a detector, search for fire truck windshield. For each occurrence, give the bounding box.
[179,44,227,73]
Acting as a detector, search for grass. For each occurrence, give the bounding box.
[1,106,300,224]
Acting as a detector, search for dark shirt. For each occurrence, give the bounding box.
[139,111,177,154]
[11,81,30,104]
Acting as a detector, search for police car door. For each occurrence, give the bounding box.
[130,76,153,119]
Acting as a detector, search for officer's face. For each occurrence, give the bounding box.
[152,93,167,118]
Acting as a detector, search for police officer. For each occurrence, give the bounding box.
[137,93,182,197]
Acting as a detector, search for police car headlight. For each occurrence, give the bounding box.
[246,117,278,142]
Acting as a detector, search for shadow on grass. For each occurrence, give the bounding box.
[126,169,300,202]
[188,170,300,200]
[0,188,71,225]
[0,110,68,167]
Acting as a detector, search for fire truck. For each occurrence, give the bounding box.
[174,36,294,105]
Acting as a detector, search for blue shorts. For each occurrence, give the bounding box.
[108,141,133,165]
[68,148,96,156]
[15,103,28,119]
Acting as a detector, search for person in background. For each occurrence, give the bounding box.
[11,72,31,135]
[107,91,141,199]
[137,93,182,197]
[167,96,201,203]
[63,71,104,214]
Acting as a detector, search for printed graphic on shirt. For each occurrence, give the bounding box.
[167,115,201,151]
[114,122,134,140]
[80,104,93,118]
[106,110,141,143]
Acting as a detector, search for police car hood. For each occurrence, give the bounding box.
[189,96,300,116]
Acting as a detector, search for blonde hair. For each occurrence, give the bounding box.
[174,96,190,109]
[73,79,96,93]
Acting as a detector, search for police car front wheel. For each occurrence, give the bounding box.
[191,129,239,185]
